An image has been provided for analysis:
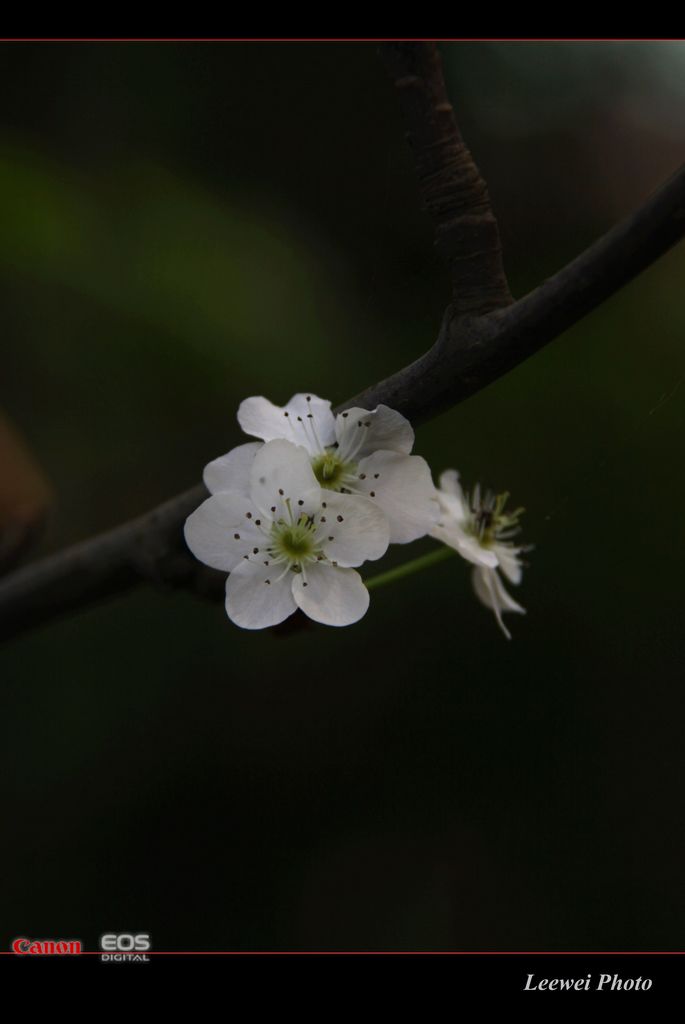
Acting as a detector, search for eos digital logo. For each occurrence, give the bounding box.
[99,933,151,962]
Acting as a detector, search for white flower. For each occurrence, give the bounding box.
[204,393,438,544]
[431,470,528,639]
[184,438,390,629]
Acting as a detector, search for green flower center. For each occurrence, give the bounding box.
[466,490,525,547]
[271,515,319,566]
[311,450,356,491]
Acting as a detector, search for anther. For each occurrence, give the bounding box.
[265,579,271,585]
[255,519,261,525]
[337,515,343,522]
[320,516,326,522]
[374,473,379,479]
[302,582,308,587]
[278,489,284,495]
[328,536,334,541]
[234,533,240,539]
[359,473,366,479]
[322,501,327,508]
[284,411,289,417]
[253,547,259,554]
[246,512,252,518]
[370,491,375,497]
[297,499,304,506]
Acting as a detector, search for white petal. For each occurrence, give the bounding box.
[225,558,297,630]
[184,491,264,572]
[293,563,369,626]
[472,567,525,640]
[455,533,500,569]
[238,396,291,443]
[437,469,469,521]
[438,469,463,498]
[284,393,336,451]
[495,544,524,585]
[335,404,414,460]
[203,442,262,496]
[436,489,468,524]
[354,451,439,544]
[313,492,389,567]
[249,439,321,521]
[238,393,335,455]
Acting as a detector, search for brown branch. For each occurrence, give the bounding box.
[380,42,512,316]
[344,161,685,422]
[2,45,685,643]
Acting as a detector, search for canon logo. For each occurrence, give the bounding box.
[12,938,82,955]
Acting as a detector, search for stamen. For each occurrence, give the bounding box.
[306,413,325,453]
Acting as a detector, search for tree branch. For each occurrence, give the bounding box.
[2,45,685,643]
[344,161,685,422]
[380,42,512,316]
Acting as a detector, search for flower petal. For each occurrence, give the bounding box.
[238,393,335,455]
[436,490,467,524]
[472,566,525,640]
[292,563,369,626]
[495,544,524,585]
[455,533,500,569]
[438,469,462,498]
[225,558,297,629]
[354,451,439,544]
[249,438,321,520]
[335,404,414,461]
[203,442,262,496]
[284,393,336,450]
[313,492,389,567]
[184,491,264,572]
[238,396,291,443]
[436,469,468,521]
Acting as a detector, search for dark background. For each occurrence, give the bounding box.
[1,42,684,951]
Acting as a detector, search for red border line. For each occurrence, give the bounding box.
[0,38,683,44]
[2,950,685,956]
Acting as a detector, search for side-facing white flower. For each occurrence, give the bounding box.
[431,469,528,639]
[184,438,389,630]
[204,393,438,544]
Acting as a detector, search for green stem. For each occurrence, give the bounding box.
[364,545,457,591]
